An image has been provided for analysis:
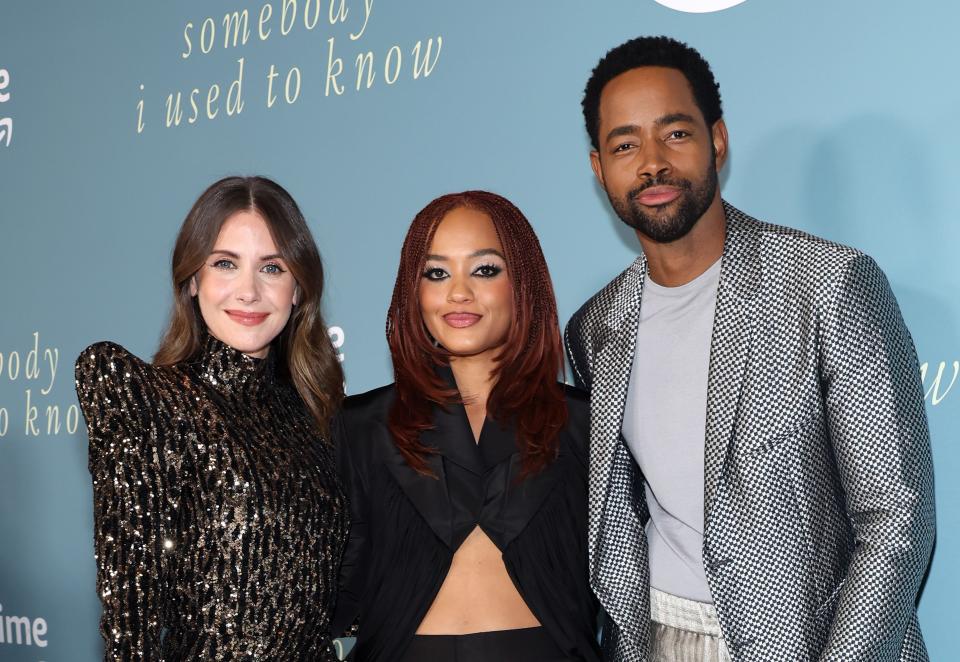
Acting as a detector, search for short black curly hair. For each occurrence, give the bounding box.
[582,36,723,150]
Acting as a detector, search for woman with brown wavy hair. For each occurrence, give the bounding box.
[75,176,347,660]
[334,191,600,662]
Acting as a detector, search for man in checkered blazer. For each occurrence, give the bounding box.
[565,36,935,662]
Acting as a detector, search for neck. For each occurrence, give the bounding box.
[637,194,725,287]
[198,332,276,397]
[448,354,496,412]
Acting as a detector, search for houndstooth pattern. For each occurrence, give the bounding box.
[565,202,935,662]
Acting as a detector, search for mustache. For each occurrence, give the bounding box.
[628,176,692,200]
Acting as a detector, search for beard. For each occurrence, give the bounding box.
[607,161,719,244]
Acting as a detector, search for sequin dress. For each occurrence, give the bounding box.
[75,335,348,661]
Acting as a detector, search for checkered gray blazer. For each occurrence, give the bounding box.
[564,202,935,662]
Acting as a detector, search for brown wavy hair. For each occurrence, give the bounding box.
[154,176,344,436]
[387,190,567,477]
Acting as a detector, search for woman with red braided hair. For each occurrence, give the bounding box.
[332,191,601,662]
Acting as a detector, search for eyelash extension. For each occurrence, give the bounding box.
[474,263,503,277]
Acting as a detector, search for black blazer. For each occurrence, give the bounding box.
[332,381,601,662]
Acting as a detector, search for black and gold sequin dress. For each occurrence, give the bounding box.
[75,335,348,661]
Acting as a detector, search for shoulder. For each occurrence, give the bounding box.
[565,259,644,387]
[726,202,876,304]
[336,384,396,475]
[76,340,146,371]
[339,385,395,442]
[343,383,395,422]
[726,202,866,281]
[757,220,865,273]
[567,258,643,339]
[75,342,168,460]
[74,341,156,397]
[74,341,188,431]
[758,223,888,311]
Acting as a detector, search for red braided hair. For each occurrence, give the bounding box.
[387,191,567,478]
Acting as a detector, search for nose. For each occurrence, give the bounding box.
[636,138,671,181]
[235,268,261,304]
[446,274,473,304]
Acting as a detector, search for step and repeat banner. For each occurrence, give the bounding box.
[1,1,957,660]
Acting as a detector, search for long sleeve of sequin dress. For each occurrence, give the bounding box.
[76,338,348,661]
[77,342,170,658]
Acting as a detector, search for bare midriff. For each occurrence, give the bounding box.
[415,525,541,634]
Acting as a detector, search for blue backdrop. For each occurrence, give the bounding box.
[1,1,957,659]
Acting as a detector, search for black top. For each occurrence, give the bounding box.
[333,379,600,662]
[75,336,347,660]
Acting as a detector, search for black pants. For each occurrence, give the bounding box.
[400,626,572,662]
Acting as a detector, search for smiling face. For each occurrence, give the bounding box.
[590,66,727,244]
[190,210,298,358]
[418,207,514,362]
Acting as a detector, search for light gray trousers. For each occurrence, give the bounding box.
[649,589,731,662]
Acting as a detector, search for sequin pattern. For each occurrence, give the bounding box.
[75,335,348,661]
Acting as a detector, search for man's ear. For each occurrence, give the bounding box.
[711,118,729,171]
[590,150,606,189]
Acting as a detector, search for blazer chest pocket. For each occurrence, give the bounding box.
[741,406,823,459]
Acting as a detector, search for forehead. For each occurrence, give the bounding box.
[429,207,503,253]
[598,66,705,131]
[215,210,278,250]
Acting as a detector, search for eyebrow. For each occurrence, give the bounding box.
[209,249,284,261]
[425,248,506,261]
[604,112,698,142]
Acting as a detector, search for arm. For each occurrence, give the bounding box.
[75,343,173,660]
[331,411,369,638]
[819,256,936,661]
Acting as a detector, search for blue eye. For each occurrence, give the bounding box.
[474,264,503,278]
[261,263,285,275]
[212,259,235,270]
[422,267,448,281]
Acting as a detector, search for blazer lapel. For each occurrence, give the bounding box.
[480,451,560,549]
[588,255,650,654]
[703,202,761,519]
[384,447,453,546]
[428,401,485,476]
[588,254,646,568]
[384,391,506,550]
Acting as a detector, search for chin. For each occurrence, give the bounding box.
[436,336,479,354]
[446,343,503,359]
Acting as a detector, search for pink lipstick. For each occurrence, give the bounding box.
[443,313,482,328]
[226,310,269,326]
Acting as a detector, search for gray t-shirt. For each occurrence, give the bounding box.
[622,258,721,604]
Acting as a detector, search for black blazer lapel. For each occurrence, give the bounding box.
[383,399,501,550]
[425,401,485,476]
[384,448,453,547]
[480,438,560,550]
